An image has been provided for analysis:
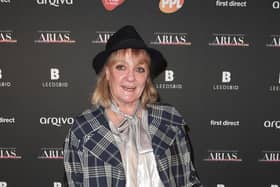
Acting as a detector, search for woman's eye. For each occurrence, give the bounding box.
[115,65,126,70]
[136,67,145,73]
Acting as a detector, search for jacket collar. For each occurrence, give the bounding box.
[82,105,177,168]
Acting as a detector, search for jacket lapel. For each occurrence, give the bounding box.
[147,105,177,157]
[82,106,124,171]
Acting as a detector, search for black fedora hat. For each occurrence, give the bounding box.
[92,25,167,78]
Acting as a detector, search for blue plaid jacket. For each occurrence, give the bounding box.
[64,103,203,187]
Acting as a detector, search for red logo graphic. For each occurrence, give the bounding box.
[159,0,184,14]
[101,0,125,11]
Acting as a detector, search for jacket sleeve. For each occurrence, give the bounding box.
[64,129,83,187]
[177,125,203,187]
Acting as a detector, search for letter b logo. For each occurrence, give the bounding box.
[222,71,231,83]
[51,68,60,80]
[165,70,174,82]
[0,182,7,187]
[53,182,62,187]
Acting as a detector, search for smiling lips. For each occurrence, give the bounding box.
[121,85,136,92]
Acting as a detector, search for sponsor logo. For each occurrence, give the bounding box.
[0,148,22,159]
[212,71,239,91]
[38,147,64,159]
[36,0,73,7]
[0,30,17,43]
[271,185,279,187]
[204,150,242,162]
[0,0,11,4]
[266,35,280,47]
[101,0,125,11]
[91,31,114,44]
[156,70,183,89]
[41,68,69,88]
[159,0,184,14]
[0,69,12,88]
[210,120,240,127]
[150,32,191,46]
[40,116,74,127]
[216,0,247,7]
[34,30,75,44]
[264,120,280,129]
[54,182,63,187]
[0,117,15,125]
[272,1,280,9]
[209,33,249,47]
[259,151,280,162]
[269,73,280,92]
[217,185,225,187]
[0,182,7,187]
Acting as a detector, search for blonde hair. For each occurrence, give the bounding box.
[91,48,159,108]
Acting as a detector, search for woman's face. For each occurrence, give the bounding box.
[105,51,149,107]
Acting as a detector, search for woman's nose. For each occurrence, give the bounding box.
[127,69,135,81]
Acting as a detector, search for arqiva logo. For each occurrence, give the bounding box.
[101,0,125,11]
[159,0,184,14]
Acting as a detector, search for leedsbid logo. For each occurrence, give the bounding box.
[159,0,184,14]
[36,0,73,7]
[264,120,280,129]
[40,117,74,127]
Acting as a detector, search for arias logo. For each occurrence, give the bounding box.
[37,147,64,159]
[0,148,22,159]
[91,31,114,44]
[259,151,280,162]
[159,0,184,14]
[101,0,125,11]
[34,30,76,44]
[0,30,17,43]
[150,32,191,46]
[204,150,242,162]
[266,35,280,47]
[209,33,249,47]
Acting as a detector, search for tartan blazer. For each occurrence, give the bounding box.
[64,103,203,187]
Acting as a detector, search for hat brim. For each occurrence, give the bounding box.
[92,40,167,78]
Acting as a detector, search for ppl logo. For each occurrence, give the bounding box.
[101,0,125,11]
[159,0,184,14]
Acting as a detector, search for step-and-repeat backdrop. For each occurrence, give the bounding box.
[1,0,280,187]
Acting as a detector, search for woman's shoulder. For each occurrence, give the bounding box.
[147,102,185,125]
[69,105,105,137]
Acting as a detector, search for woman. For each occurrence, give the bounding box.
[64,25,202,187]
